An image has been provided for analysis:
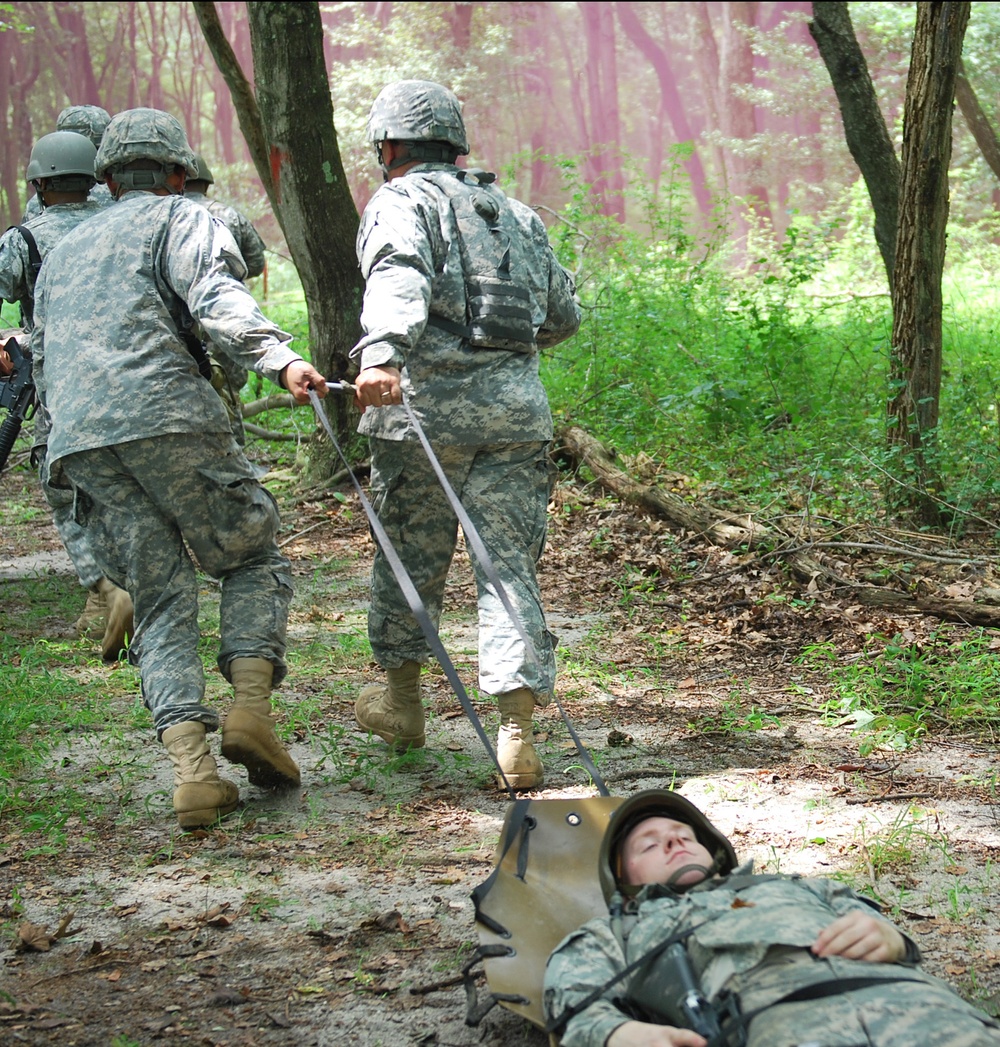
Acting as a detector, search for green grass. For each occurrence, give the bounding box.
[804,627,1000,754]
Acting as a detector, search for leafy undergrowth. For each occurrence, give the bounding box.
[2,464,1000,1045]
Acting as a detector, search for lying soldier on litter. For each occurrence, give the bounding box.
[543,789,1000,1047]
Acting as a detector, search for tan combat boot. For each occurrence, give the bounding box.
[497,687,544,790]
[221,657,301,790]
[97,578,134,662]
[162,721,239,830]
[355,661,425,750]
[73,584,108,640]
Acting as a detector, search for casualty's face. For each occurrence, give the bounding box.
[621,816,713,887]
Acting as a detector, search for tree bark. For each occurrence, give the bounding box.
[579,1,626,222]
[887,1,969,526]
[194,0,364,476]
[954,58,1000,183]
[809,1,900,289]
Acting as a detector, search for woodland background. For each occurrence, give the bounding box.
[1,2,998,244]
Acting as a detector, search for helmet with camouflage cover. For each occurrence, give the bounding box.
[192,154,214,185]
[598,789,738,903]
[366,80,470,155]
[56,105,112,148]
[95,107,198,184]
[25,131,98,184]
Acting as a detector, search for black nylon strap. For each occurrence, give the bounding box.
[11,225,42,328]
[400,396,610,796]
[308,386,517,798]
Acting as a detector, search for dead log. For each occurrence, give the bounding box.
[556,426,836,586]
[555,426,993,626]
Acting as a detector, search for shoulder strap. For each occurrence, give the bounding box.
[13,226,43,278]
[9,225,43,327]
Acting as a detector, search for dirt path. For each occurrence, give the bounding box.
[2,470,999,1045]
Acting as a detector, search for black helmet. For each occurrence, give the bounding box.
[598,790,738,903]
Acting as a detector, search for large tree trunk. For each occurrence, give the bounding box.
[887,1,969,526]
[809,1,900,289]
[194,1,364,478]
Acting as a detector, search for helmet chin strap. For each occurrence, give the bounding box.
[664,850,725,892]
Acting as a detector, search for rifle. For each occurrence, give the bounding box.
[628,940,745,1046]
[0,335,37,472]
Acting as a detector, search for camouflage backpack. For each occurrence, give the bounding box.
[418,169,538,354]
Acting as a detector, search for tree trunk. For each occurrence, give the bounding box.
[887,1,969,526]
[579,1,626,222]
[954,58,1000,183]
[718,2,771,228]
[614,2,712,216]
[809,1,900,289]
[194,0,364,478]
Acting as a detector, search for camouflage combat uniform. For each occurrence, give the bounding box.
[184,191,266,279]
[544,867,1000,1047]
[352,162,580,700]
[21,181,114,222]
[185,191,268,443]
[32,191,302,736]
[0,199,108,589]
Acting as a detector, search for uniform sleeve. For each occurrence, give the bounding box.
[350,187,436,371]
[0,230,29,304]
[525,209,580,350]
[233,212,266,279]
[544,923,633,1047]
[538,256,582,349]
[809,877,922,966]
[159,200,299,387]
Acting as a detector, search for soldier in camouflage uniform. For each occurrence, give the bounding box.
[22,105,115,221]
[352,80,580,790]
[185,154,266,278]
[31,108,328,830]
[185,154,268,444]
[544,791,1000,1047]
[0,130,131,660]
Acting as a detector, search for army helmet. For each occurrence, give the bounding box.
[25,131,98,183]
[192,154,214,184]
[56,105,112,148]
[95,107,198,181]
[366,80,470,154]
[598,789,738,902]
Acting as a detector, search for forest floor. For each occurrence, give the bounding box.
[2,458,1000,1046]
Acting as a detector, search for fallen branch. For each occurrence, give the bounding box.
[243,392,296,417]
[244,421,313,442]
[555,425,998,625]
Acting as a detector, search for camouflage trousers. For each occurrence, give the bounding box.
[60,432,293,736]
[743,974,1000,1046]
[367,437,556,701]
[38,453,104,590]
